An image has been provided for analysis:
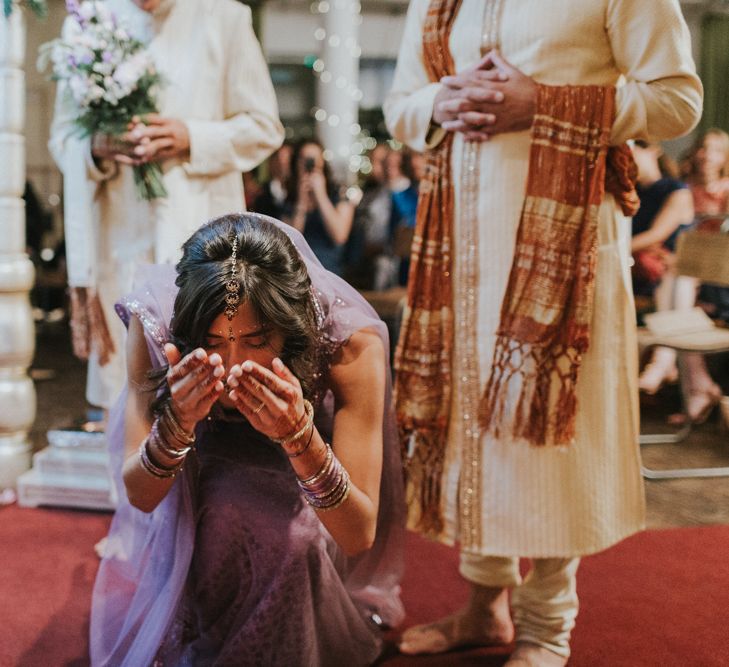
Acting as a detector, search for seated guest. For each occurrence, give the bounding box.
[683,129,729,230]
[283,140,354,276]
[252,141,293,220]
[90,213,405,666]
[630,140,694,394]
[347,146,421,291]
[345,143,393,289]
[242,170,262,211]
[388,147,421,287]
[671,130,729,422]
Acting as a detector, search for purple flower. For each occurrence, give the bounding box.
[65,0,83,24]
[102,51,113,63]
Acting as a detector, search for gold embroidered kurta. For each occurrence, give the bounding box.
[384,0,702,557]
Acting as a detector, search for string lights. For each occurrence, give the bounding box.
[309,0,375,178]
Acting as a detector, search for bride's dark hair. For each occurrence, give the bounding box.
[152,213,320,412]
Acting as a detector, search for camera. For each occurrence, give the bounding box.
[303,157,316,174]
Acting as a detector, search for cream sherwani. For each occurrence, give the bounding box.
[49,0,284,408]
[385,0,702,558]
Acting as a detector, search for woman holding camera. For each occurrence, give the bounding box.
[284,140,355,276]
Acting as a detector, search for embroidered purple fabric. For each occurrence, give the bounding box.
[90,216,405,666]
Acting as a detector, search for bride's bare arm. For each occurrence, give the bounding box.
[122,318,224,512]
[319,328,386,553]
[121,317,170,511]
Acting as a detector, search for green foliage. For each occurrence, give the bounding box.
[3,0,47,19]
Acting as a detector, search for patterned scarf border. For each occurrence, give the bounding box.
[478,85,637,446]
[393,0,461,537]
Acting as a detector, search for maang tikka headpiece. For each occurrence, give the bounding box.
[224,235,240,320]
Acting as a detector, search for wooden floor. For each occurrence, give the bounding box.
[29,316,729,529]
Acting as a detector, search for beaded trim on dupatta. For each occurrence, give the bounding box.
[456,0,504,552]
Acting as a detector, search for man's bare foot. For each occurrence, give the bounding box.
[504,642,567,667]
[398,586,514,655]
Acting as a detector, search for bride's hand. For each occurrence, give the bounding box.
[164,344,225,432]
[226,357,307,441]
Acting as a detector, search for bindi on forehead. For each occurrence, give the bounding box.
[208,325,269,341]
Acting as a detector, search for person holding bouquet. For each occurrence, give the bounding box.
[48,0,284,413]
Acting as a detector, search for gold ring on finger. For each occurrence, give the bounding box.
[253,401,265,415]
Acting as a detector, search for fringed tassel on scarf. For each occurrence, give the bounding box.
[398,428,447,535]
[478,84,625,447]
[479,340,583,446]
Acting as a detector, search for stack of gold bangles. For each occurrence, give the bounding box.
[296,443,351,511]
[273,400,314,457]
[138,400,196,479]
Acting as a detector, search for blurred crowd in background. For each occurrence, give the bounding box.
[22,127,729,427]
[630,129,729,424]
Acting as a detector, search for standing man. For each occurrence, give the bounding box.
[384,1,702,665]
[49,0,284,411]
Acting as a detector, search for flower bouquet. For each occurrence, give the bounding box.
[39,0,167,200]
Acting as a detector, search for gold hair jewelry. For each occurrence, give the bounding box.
[224,236,240,320]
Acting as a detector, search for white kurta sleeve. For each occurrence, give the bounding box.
[607,0,703,144]
[183,5,284,177]
[47,18,116,288]
[383,0,445,152]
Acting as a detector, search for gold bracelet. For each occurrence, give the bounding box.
[312,477,351,512]
[152,419,191,459]
[139,439,182,479]
[162,401,195,446]
[285,423,315,458]
[273,400,314,447]
[297,443,333,487]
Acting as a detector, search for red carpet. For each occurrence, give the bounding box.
[2,505,728,666]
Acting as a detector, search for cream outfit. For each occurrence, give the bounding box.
[460,554,579,658]
[384,0,702,559]
[49,0,284,408]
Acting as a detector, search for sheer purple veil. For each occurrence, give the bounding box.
[89,215,405,666]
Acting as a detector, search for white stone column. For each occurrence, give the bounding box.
[0,7,37,490]
[316,0,361,182]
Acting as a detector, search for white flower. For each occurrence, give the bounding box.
[94,1,112,22]
[68,75,90,105]
[78,2,95,21]
[113,59,141,93]
[87,84,105,103]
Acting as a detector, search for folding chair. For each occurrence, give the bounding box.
[638,231,729,479]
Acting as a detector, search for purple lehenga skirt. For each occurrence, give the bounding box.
[165,421,389,666]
